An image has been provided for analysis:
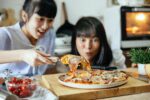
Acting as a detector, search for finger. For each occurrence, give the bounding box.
[48,57,59,63]
[37,55,53,64]
[36,50,50,57]
[34,60,45,66]
[45,58,53,64]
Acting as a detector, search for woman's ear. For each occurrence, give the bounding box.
[21,10,28,22]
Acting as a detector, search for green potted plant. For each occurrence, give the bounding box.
[129,48,150,75]
[129,48,150,64]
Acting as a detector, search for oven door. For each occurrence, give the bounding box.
[121,6,150,41]
[121,6,150,48]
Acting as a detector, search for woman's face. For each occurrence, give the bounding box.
[25,14,54,39]
[76,34,100,63]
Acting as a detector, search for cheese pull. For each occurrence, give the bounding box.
[60,54,91,71]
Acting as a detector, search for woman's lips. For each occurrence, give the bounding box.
[37,31,45,37]
[86,52,93,56]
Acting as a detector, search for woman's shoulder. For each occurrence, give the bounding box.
[0,23,21,39]
[44,28,56,38]
[0,23,20,33]
[0,26,10,38]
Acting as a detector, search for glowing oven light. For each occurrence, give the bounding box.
[135,13,146,21]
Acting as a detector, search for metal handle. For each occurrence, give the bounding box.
[0,89,18,100]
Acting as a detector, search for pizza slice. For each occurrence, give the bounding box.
[60,54,91,72]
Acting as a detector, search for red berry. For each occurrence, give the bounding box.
[11,77,17,83]
[8,86,15,92]
[19,89,32,98]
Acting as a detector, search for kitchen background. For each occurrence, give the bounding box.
[0,0,150,66]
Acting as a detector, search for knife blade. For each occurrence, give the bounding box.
[137,74,150,83]
[121,71,150,83]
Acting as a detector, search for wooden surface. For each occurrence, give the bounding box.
[41,72,150,100]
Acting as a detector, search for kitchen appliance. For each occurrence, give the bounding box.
[103,6,150,49]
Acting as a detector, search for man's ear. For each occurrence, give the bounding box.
[21,10,28,22]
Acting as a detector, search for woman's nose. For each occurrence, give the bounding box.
[42,21,48,30]
[42,21,52,30]
[85,40,92,49]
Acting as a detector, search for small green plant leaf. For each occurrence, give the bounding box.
[129,48,150,64]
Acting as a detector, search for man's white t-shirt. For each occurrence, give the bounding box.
[0,23,56,77]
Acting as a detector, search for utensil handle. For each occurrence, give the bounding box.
[48,57,59,63]
[0,89,18,100]
[62,2,68,21]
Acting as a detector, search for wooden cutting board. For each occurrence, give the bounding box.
[41,73,150,100]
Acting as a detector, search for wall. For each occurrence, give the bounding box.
[52,0,108,30]
[0,0,108,31]
[0,0,23,20]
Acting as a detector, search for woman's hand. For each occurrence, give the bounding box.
[21,49,58,67]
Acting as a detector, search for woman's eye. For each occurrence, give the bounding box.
[93,38,99,42]
[36,17,44,22]
[48,19,53,23]
[80,38,85,42]
[39,18,44,21]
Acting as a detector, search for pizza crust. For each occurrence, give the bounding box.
[58,70,128,89]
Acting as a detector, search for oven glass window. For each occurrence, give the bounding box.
[126,12,150,37]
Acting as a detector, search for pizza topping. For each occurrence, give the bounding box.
[60,54,91,72]
[61,70,128,84]
[60,54,128,85]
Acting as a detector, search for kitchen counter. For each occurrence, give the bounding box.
[39,68,150,100]
[100,92,150,100]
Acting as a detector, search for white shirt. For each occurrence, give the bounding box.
[0,23,56,77]
[110,49,126,69]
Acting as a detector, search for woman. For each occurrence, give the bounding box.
[0,0,57,77]
[71,17,126,69]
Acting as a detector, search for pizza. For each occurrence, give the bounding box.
[59,54,128,88]
[60,54,91,71]
[59,70,128,85]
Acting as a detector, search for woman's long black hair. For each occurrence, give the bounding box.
[71,17,113,67]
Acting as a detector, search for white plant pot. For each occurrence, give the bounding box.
[138,64,150,75]
[138,64,146,75]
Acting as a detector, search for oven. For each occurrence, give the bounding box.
[121,6,150,48]
[103,6,150,49]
